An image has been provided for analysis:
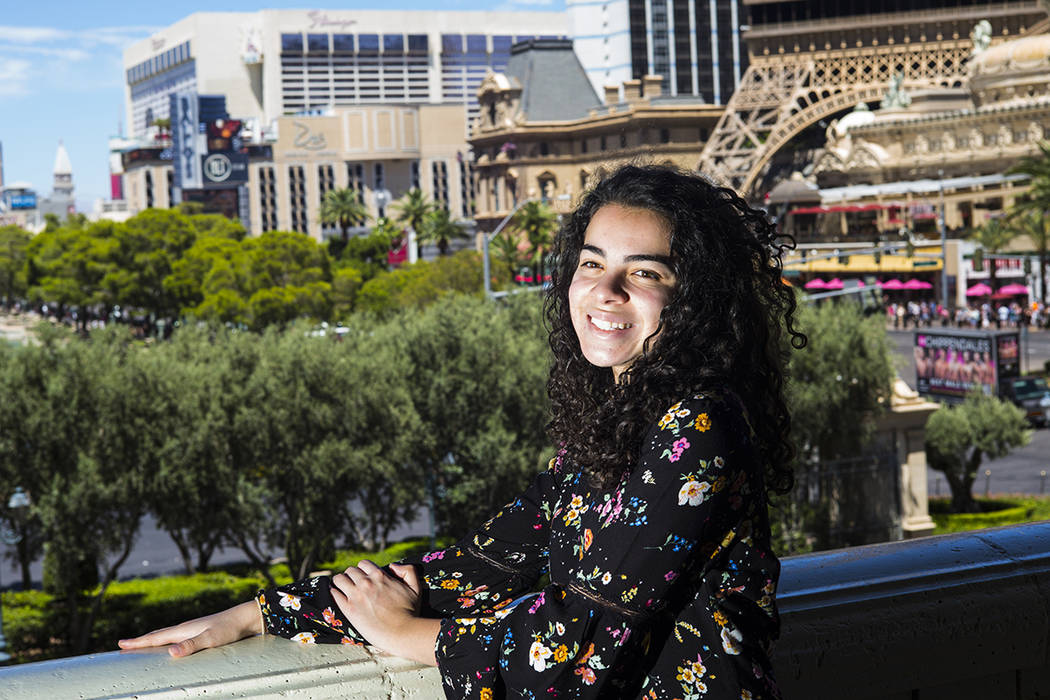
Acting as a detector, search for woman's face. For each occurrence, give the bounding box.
[569,204,676,382]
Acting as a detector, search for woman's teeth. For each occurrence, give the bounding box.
[591,318,632,331]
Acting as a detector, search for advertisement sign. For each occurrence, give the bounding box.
[9,194,36,209]
[170,91,203,189]
[201,152,249,187]
[915,330,1021,400]
[915,332,995,398]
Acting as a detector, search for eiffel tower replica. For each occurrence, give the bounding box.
[698,1,1050,199]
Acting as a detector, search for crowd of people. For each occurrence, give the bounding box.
[886,299,1050,330]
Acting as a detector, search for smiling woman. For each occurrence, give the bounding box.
[120,164,806,700]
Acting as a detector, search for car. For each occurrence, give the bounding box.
[1002,377,1050,427]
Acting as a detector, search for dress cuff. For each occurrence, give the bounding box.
[257,576,369,645]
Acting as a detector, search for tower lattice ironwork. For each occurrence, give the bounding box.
[697,2,1049,198]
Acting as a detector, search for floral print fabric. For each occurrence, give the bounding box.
[258,392,782,699]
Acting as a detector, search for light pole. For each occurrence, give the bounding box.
[0,486,31,664]
[482,198,538,300]
[938,169,949,312]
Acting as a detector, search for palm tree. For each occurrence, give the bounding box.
[970,217,1016,293]
[319,188,368,241]
[1007,208,1049,307]
[1009,140,1050,217]
[490,229,526,283]
[420,208,468,256]
[392,188,434,237]
[1009,140,1050,307]
[513,201,558,281]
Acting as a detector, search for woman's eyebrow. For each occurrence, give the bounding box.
[581,245,673,268]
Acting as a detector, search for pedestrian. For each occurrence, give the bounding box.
[120,164,805,699]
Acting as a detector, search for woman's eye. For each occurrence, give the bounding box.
[634,269,660,280]
[580,260,601,269]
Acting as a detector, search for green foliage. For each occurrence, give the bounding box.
[376,294,551,537]
[925,391,1031,513]
[0,224,32,306]
[319,188,368,240]
[1,538,432,662]
[392,188,434,237]
[786,300,894,461]
[968,217,1016,289]
[927,497,1041,534]
[419,207,469,256]
[512,201,558,277]
[355,250,484,317]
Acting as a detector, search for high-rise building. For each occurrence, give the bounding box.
[122,9,569,140]
[569,0,745,103]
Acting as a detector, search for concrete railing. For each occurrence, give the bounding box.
[4,521,1050,699]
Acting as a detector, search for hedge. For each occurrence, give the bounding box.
[0,537,435,664]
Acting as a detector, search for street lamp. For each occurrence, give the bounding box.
[938,169,949,312]
[0,486,31,663]
[482,198,538,300]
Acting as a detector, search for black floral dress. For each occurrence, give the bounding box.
[257,392,783,699]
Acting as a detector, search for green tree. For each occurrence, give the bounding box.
[356,250,483,317]
[1009,140,1050,217]
[419,207,469,256]
[513,201,558,281]
[489,228,526,286]
[1007,207,1049,308]
[239,325,418,578]
[392,188,434,240]
[925,391,1031,513]
[319,188,369,241]
[969,217,1016,293]
[786,299,895,462]
[375,294,551,538]
[26,220,116,323]
[0,224,32,308]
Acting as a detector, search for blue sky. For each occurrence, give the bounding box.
[0,0,564,212]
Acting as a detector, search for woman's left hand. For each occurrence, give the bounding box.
[331,560,439,664]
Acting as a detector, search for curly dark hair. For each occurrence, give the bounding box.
[544,164,806,495]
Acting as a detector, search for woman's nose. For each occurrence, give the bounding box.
[594,272,628,304]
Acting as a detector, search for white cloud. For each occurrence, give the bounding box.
[0,23,154,96]
[508,0,556,5]
[0,57,30,95]
[0,26,69,43]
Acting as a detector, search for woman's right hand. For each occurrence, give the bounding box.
[118,600,263,658]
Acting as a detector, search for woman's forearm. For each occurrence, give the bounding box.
[381,616,442,666]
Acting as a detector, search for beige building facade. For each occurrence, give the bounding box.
[469,40,722,231]
[123,103,472,241]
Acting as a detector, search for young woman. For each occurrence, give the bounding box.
[120,165,804,699]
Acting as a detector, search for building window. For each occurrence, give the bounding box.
[411,160,421,190]
[145,171,154,209]
[333,34,354,53]
[539,142,550,156]
[289,165,307,233]
[580,138,588,154]
[600,135,607,151]
[307,34,329,54]
[374,163,386,217]
[619,132,627,148]
[166,170,174,208]
[345,163,366,226]
[432,160,449,211]
[281,33,304,54]
[660,128,670,144]
[460,159,475,218]
[259,166,277,232]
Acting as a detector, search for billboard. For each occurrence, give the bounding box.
[9,193,36,209]
[170,91,203,189]
[915,330,1020,399]
[201,152,248,187]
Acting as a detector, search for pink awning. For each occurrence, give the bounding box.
[997,283,1030,295]
[880,279,905,290]
[903,279,933,290]
[804,279,827,289]
[966,282,993,296]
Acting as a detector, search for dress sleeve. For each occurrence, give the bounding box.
[256,461,560,646]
